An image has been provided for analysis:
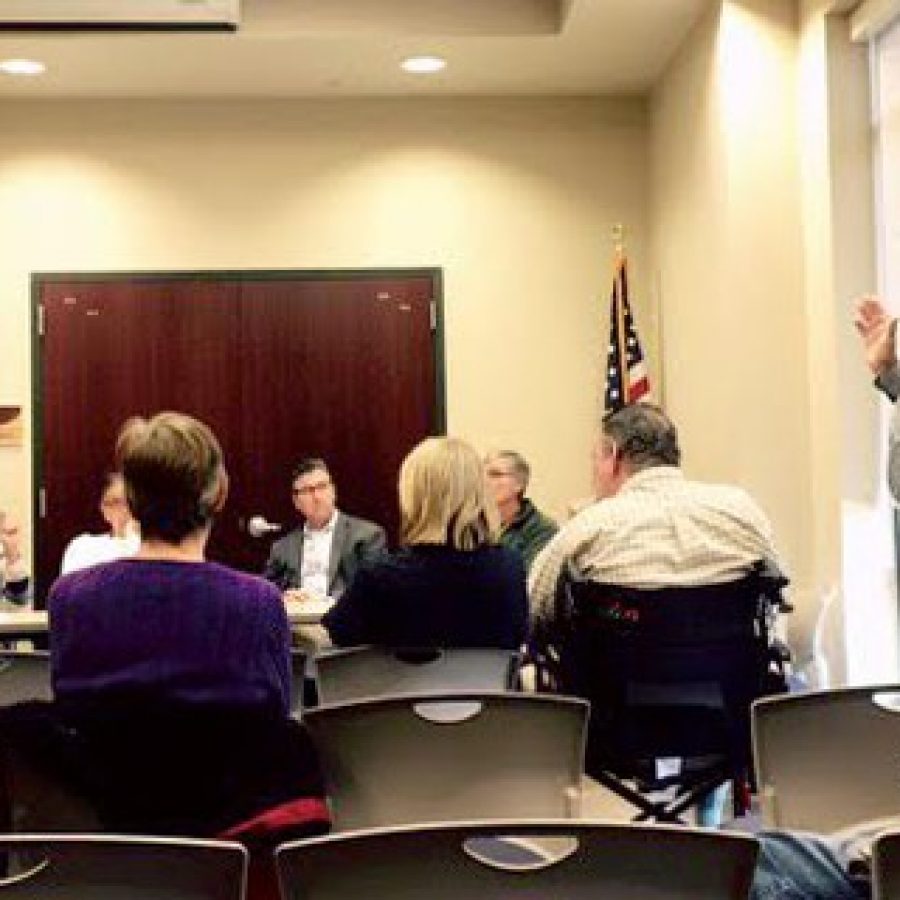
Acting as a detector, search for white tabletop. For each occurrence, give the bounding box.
[0,610,48,635]
[0,598,331,636]
[285,598,333,625]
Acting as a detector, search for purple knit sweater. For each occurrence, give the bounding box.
[48,558,291,715]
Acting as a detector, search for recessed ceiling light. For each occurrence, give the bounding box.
[0,59,46,77]
[401,55,446,75]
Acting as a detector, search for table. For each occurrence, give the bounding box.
[0,598,332,639]
[285,598,333,625]
[0,610,48,638]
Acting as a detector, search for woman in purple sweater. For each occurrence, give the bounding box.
[49,412,291,715]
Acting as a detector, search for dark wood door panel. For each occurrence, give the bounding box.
[39,279,242,594]
[37,271,440,601]
[238,277,436,555]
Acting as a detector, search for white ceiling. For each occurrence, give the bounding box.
[0,0,710,99]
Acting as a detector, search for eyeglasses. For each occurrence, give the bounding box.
[485,468,515,479]
[293,481,333,497]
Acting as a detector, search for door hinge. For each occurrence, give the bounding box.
[39,487,47,519]
[429,299,437,332]
[37,305,45,337]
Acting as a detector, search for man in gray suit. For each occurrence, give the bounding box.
[263,457,386,600]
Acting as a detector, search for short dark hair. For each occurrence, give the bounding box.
[115,412,224,543]
[601,403,681,469]
[291,458,329,483]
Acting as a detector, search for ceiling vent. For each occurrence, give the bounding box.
[0,0,239,30]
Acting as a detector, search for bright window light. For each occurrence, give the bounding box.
[0,59,46,76]
[401,55,446,75]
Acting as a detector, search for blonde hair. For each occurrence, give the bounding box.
[115,411,225,543]
[399,437,500,550]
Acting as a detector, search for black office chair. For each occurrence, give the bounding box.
[534,562,789,824]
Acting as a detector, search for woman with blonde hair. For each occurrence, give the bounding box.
[322,436,528,648]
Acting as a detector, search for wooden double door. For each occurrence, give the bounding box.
[35,270,443,601]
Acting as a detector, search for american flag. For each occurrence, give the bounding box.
[604,255,650,414]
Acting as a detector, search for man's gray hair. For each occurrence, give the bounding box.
[492,450,531,497]
[601,403,681,469]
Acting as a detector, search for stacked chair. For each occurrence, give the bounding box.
[873,829,900,900]
[276,820,759,900]
[314,646,519,706]
[305,691,588,830]
[0,835,246,899]
[752,685,900,831]
[0,639,771,898]
[0,652,51,706]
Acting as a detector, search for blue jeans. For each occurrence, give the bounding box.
[695,782,729,827]
[751,832,869,900]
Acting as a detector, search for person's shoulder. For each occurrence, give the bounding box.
[271,526,302,550]
[688,478,765,512]
[63,532,96,553]
[481,543,527,576]
[340,511,384,535]
[527,502,558,532]
[49,557,128,605]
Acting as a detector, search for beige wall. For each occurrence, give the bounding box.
[651,0,893,684]
[0,97,651,559]
[650,1,813,603]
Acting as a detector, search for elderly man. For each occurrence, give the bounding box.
[528,403,781,624]
[485,450,557,571]
[263,457,386,600]
[0,509,29,605]
[528,402,782,828]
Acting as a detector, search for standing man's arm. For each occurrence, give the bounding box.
[854,295,900,501]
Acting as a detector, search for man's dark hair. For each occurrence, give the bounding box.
[291,458,329,482]
[601,403,681,469]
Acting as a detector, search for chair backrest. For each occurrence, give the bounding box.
[0,652,51,705]
[305,692,587,831]
[290,649,306,717]
[753,685,900,831]
[277,820,759,900]
[555,572,780,775]
[314,647,519,706]
[873,829,900,900]
[0,834,246,900]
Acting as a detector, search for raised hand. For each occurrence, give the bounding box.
[854,295,897,376]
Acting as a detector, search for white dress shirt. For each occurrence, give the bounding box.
[300,510,338,600]
[61,528,140,575]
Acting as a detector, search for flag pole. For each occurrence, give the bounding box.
[612,223,629,403]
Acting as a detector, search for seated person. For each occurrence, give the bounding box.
[0,509,29,606]
[323,436,528,649]
[528,402,782,827]
[45,412,329,846]
[60,472,140,575]
[263,457,386,600]
[529,402,782,627]
[485,449,557,570]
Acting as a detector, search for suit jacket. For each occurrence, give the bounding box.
[263,511,386,598]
